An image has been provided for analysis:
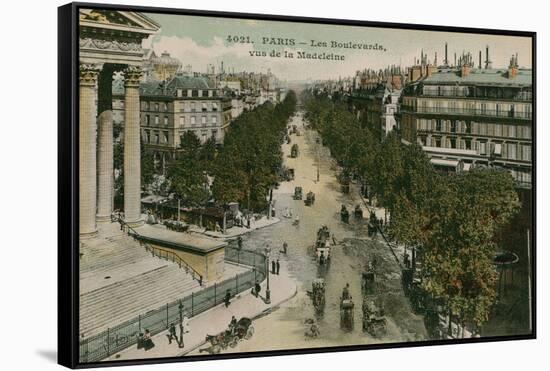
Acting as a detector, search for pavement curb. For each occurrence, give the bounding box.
[179,279,298,356]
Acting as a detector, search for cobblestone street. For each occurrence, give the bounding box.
[192,110,427,355]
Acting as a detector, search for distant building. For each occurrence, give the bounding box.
[113,74,232,173]
[399,53,532,189]
[350,70,404,140]
[143,50,182,81]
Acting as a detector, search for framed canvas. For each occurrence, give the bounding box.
[58,2,536,368]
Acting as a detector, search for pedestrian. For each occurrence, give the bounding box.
[143,329,155,351]
[271,259,276,274]
[254,280,261,297]
[237,236,243,250]
[281,241,288,254]
[224,289,231,308]
[166,323,177,344]
[276,259,280,275]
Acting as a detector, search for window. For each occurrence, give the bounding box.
[208,90,213,97]
[154,115,159,125]
[435,137,441,148]
[202,102,207,112]
[211,130,217,139]
[145,130,150,143]
[155,103,159,111]
[163,131,169,143]
[211,116,217,124]
[177,89,182,98]
[154,133,159,144]
[145,115,150,125]
[163,103,168,111]
[450,138,456,149]
[465,139,472,150]
[164,116,168,126]
[179,116,185,127]
[522,144,531,161]
[212,102,218,111]
[187,89,192,97]
[198,90,203,97]
[435,119,442,132]
[201,116,207,126]
[191,116,196,125]
[479,141,487,155]
[495,123,502,137]
[190,102,196,112]
[450,121,457,133]
[465,121,471,134]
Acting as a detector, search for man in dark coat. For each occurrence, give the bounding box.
[254,280,261,297]
[167,323,177,344]
[271,260,276,274]
[224,289,231,308]
[276,259,280,275]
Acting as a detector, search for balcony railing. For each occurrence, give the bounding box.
[401,106,532,120]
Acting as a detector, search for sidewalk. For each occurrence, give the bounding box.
[189,216,280,240]
[104,262,297,361]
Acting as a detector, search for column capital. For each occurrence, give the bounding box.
[79,64,101,86]
[124,66,143,88]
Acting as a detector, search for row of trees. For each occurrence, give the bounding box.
[211,91,297,211]
[303,90,520,334]
[166,91,297,211]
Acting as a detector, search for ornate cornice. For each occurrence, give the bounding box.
[79,64,101,86]
[124,66,143,87]
[79,37,142,53]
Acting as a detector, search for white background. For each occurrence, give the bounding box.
[0,0,546,369]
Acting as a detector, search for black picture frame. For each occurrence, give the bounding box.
[58,2,536,368]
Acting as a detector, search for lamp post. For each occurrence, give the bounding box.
[264,244,271,304]
[178,300,184,348]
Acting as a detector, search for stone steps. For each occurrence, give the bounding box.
[80,264,201,337]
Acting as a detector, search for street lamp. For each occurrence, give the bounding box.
[264,244,271,304]
[178,300,184,348]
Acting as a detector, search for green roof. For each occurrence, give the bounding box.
[422,68,532,87]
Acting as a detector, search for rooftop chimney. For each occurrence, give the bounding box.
[508,53,519,78]
[479,51,482,69]
[444,42,448,66]
[484,45,492,69]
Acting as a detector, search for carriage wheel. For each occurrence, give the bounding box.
[245,326,255,339]
[229,336,239,348]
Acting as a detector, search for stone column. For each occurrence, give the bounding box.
[96,110,113,222]
[96,66,115,222]
[123,66,143,227]
[79,64,100,237]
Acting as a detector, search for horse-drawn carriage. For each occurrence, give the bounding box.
[305,191,315,206]
[340,297,355,331]
[307,278,326,314]
[282,167,295,181]
[361,266,375,296]
[340,205,350,224]
[362,299,387,337]
[291,144,299,158]
[315,226,332,265]
[294,186,303,200]
[200,317,254,354]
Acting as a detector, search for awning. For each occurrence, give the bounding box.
[430,158,459,168]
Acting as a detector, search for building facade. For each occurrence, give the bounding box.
[114,73,232,174]
[399,54,532,188]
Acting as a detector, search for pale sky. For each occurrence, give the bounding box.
[143,12,532,81]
